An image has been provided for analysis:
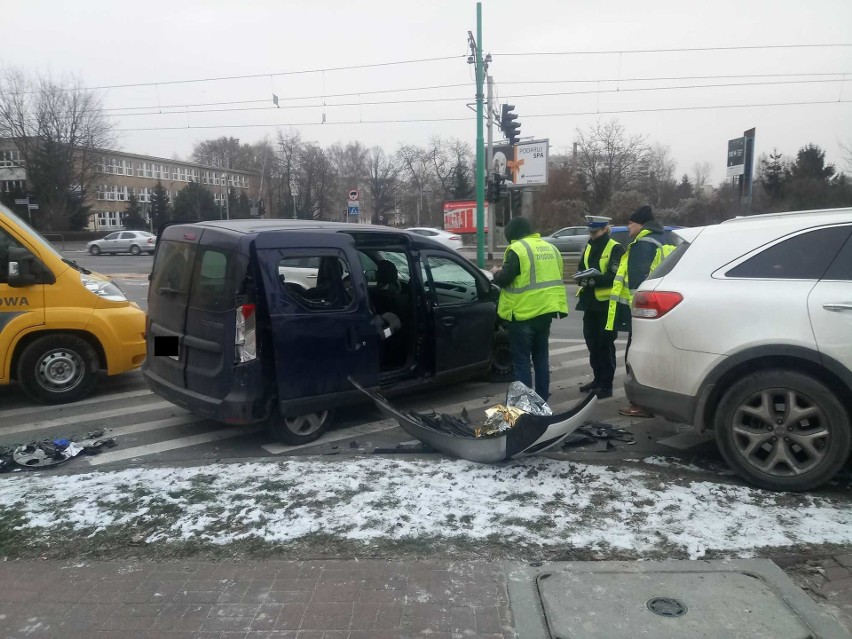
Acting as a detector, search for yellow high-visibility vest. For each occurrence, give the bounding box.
[576,238,618,301]
[498,234,569,321]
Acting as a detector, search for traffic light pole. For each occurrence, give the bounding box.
[486,74,495,260]
[474,2,485,268]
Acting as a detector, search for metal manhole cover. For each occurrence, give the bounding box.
[646,596,688,617]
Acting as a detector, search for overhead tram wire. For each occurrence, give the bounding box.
[103,77,852,119]
[94,71,850,115]
[113,98,852,132]
[17,43,849,95]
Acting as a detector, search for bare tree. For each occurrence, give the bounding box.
[692,161,713,190]
[191,136,256,170]
[840,139,852,173]
[573,120,649,211]
[272,128,303,218]
[396,144,432,225]
[365,146,400,224]
[0,69,114,230]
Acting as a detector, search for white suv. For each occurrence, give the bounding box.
[625,208,852,491]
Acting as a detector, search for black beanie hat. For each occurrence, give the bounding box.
[629,205,654,225]
[505,217,533,242]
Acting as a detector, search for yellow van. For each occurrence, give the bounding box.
[0,204,146,404]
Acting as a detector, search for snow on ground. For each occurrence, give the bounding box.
[1,457,850,559]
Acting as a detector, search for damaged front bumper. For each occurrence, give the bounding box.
[350,378,598,463]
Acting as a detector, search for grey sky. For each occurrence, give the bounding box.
[3,0,851,184]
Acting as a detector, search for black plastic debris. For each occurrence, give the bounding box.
[562,421,635,448]
[350,377,598,463]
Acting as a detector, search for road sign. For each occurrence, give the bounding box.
[14,198,28,205]
[28,203,39,210]
[348,189,360,201]
[727,137,745,177]
[347,200,360,216]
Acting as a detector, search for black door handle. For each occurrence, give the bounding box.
[442,316,456,327]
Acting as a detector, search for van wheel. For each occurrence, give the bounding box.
[89,245,101,256]
[714,370,851,491]
[17,335,100,404]
[267,410,334,445]
[129,244,142,256]
[488,327,513,382]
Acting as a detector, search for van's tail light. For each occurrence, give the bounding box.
[235,303,257,362]
[632,291,683,319]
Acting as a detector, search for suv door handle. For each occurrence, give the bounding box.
[823,303,852,312]
[442,316,456,327]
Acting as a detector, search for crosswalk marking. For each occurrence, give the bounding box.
[0,388,154,419]
[87,425,263,466]
[1,401,174,436]
[261,419,400,455]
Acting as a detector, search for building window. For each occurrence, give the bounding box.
[124,160,133,176]
[1,180,25,193]
[138,187,150,203]
[178,167,187,181]
[0,149,22,167]
[171,166,178,180]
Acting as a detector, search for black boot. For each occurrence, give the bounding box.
[579,381,598,393]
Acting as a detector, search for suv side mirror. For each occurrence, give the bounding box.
[8,247,55,288]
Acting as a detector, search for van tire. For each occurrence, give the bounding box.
[17,335,100,404]
[129,244,142,256]
[267,409,334,445]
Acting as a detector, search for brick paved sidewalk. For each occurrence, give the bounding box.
[0,559,515,639]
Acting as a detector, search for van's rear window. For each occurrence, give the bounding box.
[151,240,196,297]
[189,247,235,312]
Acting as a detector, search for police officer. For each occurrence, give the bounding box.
[576,215,625,398]
[606,204,669,417]
[491,217,568,401]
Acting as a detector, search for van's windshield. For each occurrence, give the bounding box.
[0,203,63,260]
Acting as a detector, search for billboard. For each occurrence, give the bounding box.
[727,137,745,177]
[443,200,488,234]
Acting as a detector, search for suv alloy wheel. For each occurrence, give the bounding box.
[714,370,851,491]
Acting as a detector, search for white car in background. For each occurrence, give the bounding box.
[625,208,852,491]
[406,227,464,251]
[87,230,156,255]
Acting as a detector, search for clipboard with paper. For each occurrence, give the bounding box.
[573,267,603,285]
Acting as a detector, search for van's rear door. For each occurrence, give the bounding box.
[145,226,199,388]
[254,231,381,414]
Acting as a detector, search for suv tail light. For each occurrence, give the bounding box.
[632,291,683,319]
[235,303,257,362]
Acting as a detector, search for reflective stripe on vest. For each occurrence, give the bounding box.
[498,236,569,322]
[605,230,675,330]
[576,238,617,301]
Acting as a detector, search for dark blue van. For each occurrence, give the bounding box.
[142,220,500,445]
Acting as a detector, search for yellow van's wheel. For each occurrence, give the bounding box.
[17,335,100,404]
[267,410,334,445]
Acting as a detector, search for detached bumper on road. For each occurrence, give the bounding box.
[624,367,696,425]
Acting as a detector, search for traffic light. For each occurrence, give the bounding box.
[510,188,522,212]
[488,173,509,203]
[500,104,521,145]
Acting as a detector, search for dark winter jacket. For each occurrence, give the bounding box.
[627,220,666,291]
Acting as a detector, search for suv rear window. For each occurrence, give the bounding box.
[726,227,852,280]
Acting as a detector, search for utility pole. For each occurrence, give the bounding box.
[468,2,485,268]
[486,73,495,260]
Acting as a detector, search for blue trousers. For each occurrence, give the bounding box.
[506,315,553,401]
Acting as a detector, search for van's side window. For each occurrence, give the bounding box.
[423,255,480,306]
[0,228,25,284]
[278,254,353,310]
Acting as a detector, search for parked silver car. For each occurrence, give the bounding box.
[542,226,590,253]
[88,231,156,256]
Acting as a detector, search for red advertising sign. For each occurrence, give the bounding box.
[442,200,486,234]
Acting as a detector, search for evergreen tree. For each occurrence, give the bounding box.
[173,182,216,221]
[149,180,171,232]
[122,192,148,230]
